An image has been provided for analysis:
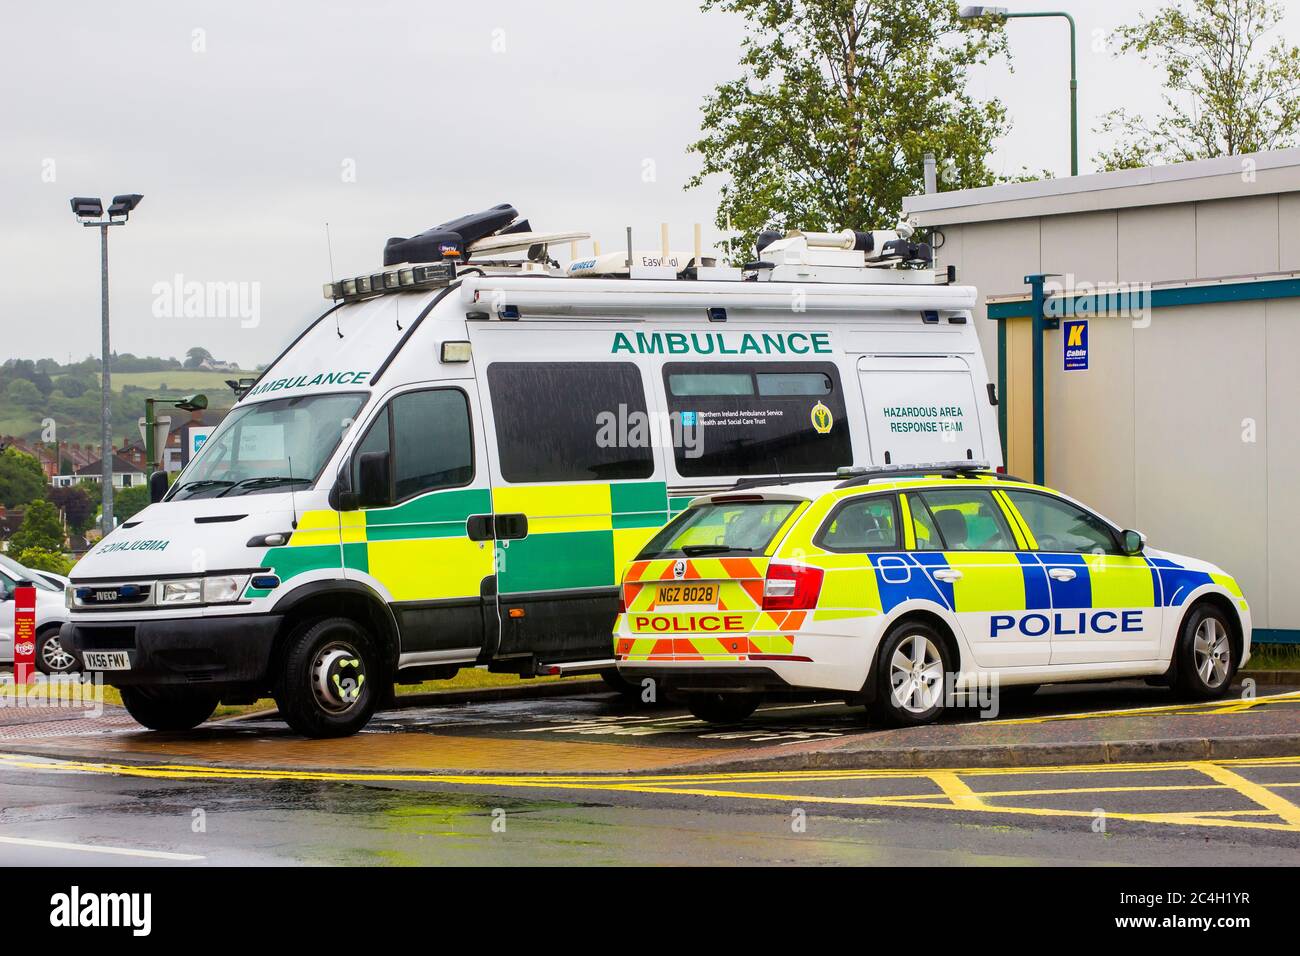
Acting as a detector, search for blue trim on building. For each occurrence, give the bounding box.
[987,275,1300,321]
[1254,628,1300,645]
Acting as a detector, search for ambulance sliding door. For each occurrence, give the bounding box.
[858,356,986,466]
[470,324,670,665]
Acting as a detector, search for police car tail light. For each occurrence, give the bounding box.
[762,564,824,611]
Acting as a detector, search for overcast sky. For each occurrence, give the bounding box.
[3,0,1297,369]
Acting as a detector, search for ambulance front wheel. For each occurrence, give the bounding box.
[274,617,382,738]
[1172,602,1237,700]
[686,692,761,724]
[868,622,952,728]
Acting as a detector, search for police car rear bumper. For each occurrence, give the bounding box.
[61,614,282,687]
[617,664,796,695]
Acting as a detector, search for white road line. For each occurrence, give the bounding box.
[0,835,205,861]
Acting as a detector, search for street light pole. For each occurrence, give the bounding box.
[98,222,113,537]
[70,194,143,538]
[960,7,1079,176]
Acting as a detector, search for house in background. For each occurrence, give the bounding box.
[72,454,146,489]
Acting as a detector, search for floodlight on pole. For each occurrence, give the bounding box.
[69,191,144,536]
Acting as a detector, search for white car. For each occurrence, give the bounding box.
[0,562,75,674]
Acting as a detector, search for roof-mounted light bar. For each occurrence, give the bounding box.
[323,261,455,302]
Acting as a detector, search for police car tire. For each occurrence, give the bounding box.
[1172,603,1237,701]
[868,622,951,728]
[686,692,761,724]
[275,616,381,738]
[119,686,220,731]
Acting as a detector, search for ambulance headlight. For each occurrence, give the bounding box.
[202,575,249,603]
[159,579,203,605]
[157,575,250,605]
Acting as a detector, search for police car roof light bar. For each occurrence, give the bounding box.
[834,459,1004,489]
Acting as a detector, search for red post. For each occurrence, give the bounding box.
[13,582,36,685]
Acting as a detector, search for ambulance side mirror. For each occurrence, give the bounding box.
[149,470,169,504]
[330,462,358,512]
[357,451,392,509]
[1120,529,1145,556]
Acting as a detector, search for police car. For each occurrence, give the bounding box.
[613,462,1250,725]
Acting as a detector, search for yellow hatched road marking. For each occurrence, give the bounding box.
[1,753,1297,833]
[991,689,1300,724]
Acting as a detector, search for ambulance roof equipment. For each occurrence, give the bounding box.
[323,205,942,303]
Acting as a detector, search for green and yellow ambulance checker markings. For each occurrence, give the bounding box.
[3,752,1297,834]
[251,481,670,602]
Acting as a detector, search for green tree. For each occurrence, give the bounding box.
[12,547,71,576]
[6,378,42,407]
[48,484,94,534]
[687,0,1008,254]
[1096,0,1300,170]
[113,483,150,525]
[9,499,64,553]
[0,447,47,508]
[184,346,214,370]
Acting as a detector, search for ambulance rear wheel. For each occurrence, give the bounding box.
[1173,603,1237,700]
[275,617,381,738]
[119,686,219,731]
[686,692,761,724]
[868,622,951,727]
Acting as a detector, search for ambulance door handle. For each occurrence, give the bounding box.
[1048,568,1077,582]
[932,569,962,583]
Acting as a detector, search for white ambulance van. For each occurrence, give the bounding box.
[60,205,1002,737]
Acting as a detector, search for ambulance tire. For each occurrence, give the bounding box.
[1172,602,1237,701]
[275,617,382,738]
[119,686,220,731]
[686,692,761,724]
[868,622,952,728]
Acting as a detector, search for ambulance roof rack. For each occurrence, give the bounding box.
[834,460,1016,489]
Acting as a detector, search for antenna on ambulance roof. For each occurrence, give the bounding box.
[325,222,343,338]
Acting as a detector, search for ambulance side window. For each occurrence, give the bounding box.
[352,388,474,505]
[1003,490,1120,554]
[662,361,852,478]
[487,362,654,483]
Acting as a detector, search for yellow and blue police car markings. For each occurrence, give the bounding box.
[1148,556,1214,607]
[1014,553,1053,609]
[868,552,954,613]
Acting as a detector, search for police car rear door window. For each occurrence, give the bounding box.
[817,495,899,552]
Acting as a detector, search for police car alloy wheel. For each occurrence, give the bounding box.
[275,617,381,738]
[36,627,77,674]
[118,686,220,731]
[1174,604,1236,700]
[869,623,951,727]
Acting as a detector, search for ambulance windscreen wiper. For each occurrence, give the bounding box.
[170,479,235,499]
[218,476,312,497]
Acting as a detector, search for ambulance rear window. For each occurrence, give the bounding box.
[637,500,799,559]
